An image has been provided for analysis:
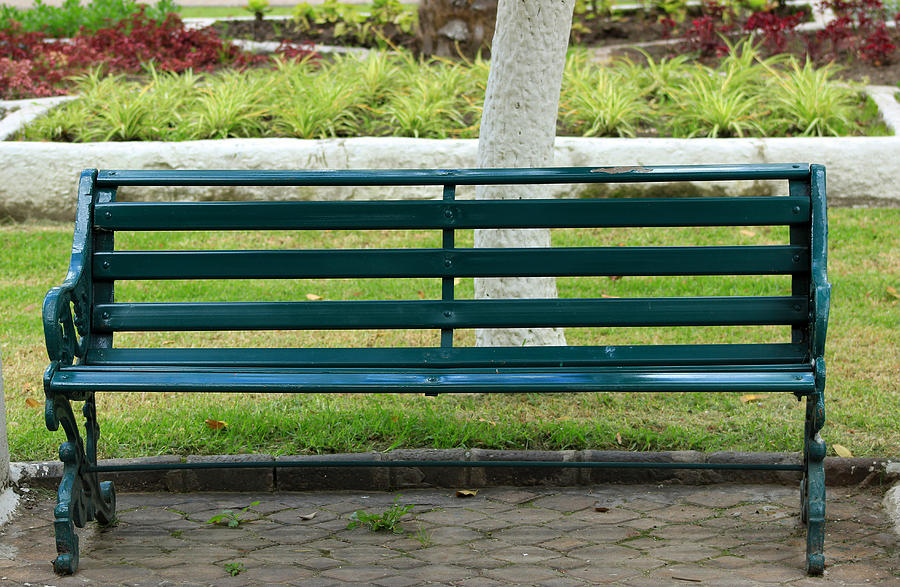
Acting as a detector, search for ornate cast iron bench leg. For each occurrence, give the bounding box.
[801,360,827,576]
[45,386,116,575]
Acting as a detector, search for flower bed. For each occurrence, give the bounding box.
[629,0,900,85]
[0,0,176,36]
[0,5,313,100]
[15,44,886,142]
[213,0,900,84]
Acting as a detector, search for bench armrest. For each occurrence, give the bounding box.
[810,283,830,361]
[43,169,98,366]
[809,164,830,363]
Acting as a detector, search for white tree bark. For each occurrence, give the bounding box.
[0,351,9,490]
[474,0,575,347]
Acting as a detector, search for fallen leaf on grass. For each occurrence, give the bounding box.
[740,229,757,237]
[615,432,623,445]
[306,293,323,301]
[740,394,766,404]
[205,419,228,430]
[298,512,317,521]
[456,489,478,498]
[600,294,619,298]
[22,303,37,312]
[25,397,41,409]
[454,278,462,286]
[832,444,853,458]
[418,290,425,299]
[887,286,900,300]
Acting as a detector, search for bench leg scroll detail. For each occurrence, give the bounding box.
[47,392,117,575]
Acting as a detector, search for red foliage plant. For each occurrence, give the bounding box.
[743,10,805,55]
[658,16,679,39]
[0,23,66,98]
[62,10,257,73]
[0,7,318,99]
[859,22,896,64]
[683,15,733,57]
[274,40,318,61]
[0,57,59,99]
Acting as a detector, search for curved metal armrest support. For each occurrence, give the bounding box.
[42,169,97,367]
[43,286,77,366]
[43,282,91,366]
[43,169,98,366]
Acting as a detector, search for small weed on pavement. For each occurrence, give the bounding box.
[347,495,413,534]
[206,501,259,528]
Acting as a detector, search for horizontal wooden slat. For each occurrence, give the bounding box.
[93,197,811,231]
[84,343,809,368]
[93,297,808,332]
[94,246,809,280]
[50,366,816,394]
[95,164,811,187]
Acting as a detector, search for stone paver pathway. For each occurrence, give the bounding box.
[1,484,897,585]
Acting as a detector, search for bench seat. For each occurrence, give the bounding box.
[51,364,816,395]
[47,344,817,394]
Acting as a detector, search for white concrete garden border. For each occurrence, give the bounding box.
[1,85,899,220]
[2,134,899,220]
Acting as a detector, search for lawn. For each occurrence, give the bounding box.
[1,207,898,461]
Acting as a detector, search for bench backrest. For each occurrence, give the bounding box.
[46,164,829,369]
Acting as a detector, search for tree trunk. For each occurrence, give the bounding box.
[417,0,498,58]
[474,0,575,348]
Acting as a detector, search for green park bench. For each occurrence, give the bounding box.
[42,163,830,575]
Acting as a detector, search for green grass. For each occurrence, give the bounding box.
[178,5,297,19]
[1,209,898,461]
[0,0,178,36]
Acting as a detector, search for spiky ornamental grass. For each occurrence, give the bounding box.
[20,44,886,142]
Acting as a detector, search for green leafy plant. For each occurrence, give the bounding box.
[384,74,466,138]
[762,59,858,137]
[206,501,259,528]
[244,0,271,22]
[318,0,344,22]
[270,58,365,138]
[562,51,649,137]
[291,2,316,30]
[575,0,614,18]
[18,47,880,142]
[621,51,692,103]
[370,0,415,34]
[225,561,245,576]
[186,70,271,140]
[347,495,412,534]
[656,0,689,22]
[665,65,765,137]
[0,0,179,37]
[413,525,432,546]
[661,40,779,138]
